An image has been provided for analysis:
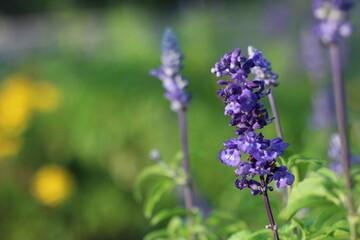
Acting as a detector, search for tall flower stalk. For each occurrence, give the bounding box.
[150,29,194,222]
[313,1,358,239]
[211,48,294,239]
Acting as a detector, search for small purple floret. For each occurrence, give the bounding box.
[273,166,295,188]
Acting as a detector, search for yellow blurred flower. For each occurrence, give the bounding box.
[0,75,34,133]
[0,74,61,158]
[31,165,73,206]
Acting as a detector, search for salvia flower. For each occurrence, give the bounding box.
[150,28,191,111]
[212,48,294,193]
[248,46,279,87]
[313,0,354,45]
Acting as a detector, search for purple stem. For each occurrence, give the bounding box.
[268,91,283,139]
[329,43,357,240]
[260,176,280,240]
[177,109,194,223]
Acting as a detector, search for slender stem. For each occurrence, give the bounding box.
[260,176,280,240]
[177,109,194,222]
[268,91,283,139]
[329,43,358,240]
[268,92,292,202]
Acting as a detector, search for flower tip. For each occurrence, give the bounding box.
[247,46,258,57]
[161,27,180,52]
[231,48,241,58]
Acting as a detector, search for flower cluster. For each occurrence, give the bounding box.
[212,48,294,194]
[211,48,273,134]
[150,28,191,111]
[313,0,354,45]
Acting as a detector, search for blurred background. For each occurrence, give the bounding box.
[0,0,359,239]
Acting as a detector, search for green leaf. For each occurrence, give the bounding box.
[134,164,175,201]
[281,168,341,219]
[167,216,184,235]
[150,208,189,226]
[287,155,326,169]
[143,229,169,240]
[207,210,247,236]
[281,196,332,220]
[144,179,174,218]
[290,217,309,239]
[228,230,253,240]
[332,221,350,239]
[228,229,272,240]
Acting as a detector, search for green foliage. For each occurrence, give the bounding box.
[134,164,177,201]
[278,166,356,239]
[283,154,326,185]
[207,210,247,238]
[150,208,190,226]
[144,179,175,218]
[281,167,345,219]
[228,229,272,240]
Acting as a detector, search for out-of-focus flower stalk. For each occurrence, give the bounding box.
[313,0,357,238]
[150,28,194,230]
[329,43,357,240]
[177,108,194,213]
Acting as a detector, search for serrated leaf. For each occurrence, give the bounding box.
[144,179,174,218]
[134,164,175,201]
[150,208,189,226]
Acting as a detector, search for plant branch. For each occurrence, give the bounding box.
[177,108,195,224]
[260,175,280,240]
[268,91,283,139]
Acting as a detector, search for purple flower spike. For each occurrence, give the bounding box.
[313,0,354,45]
[150,28,191,111]
[212,47,294,194]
